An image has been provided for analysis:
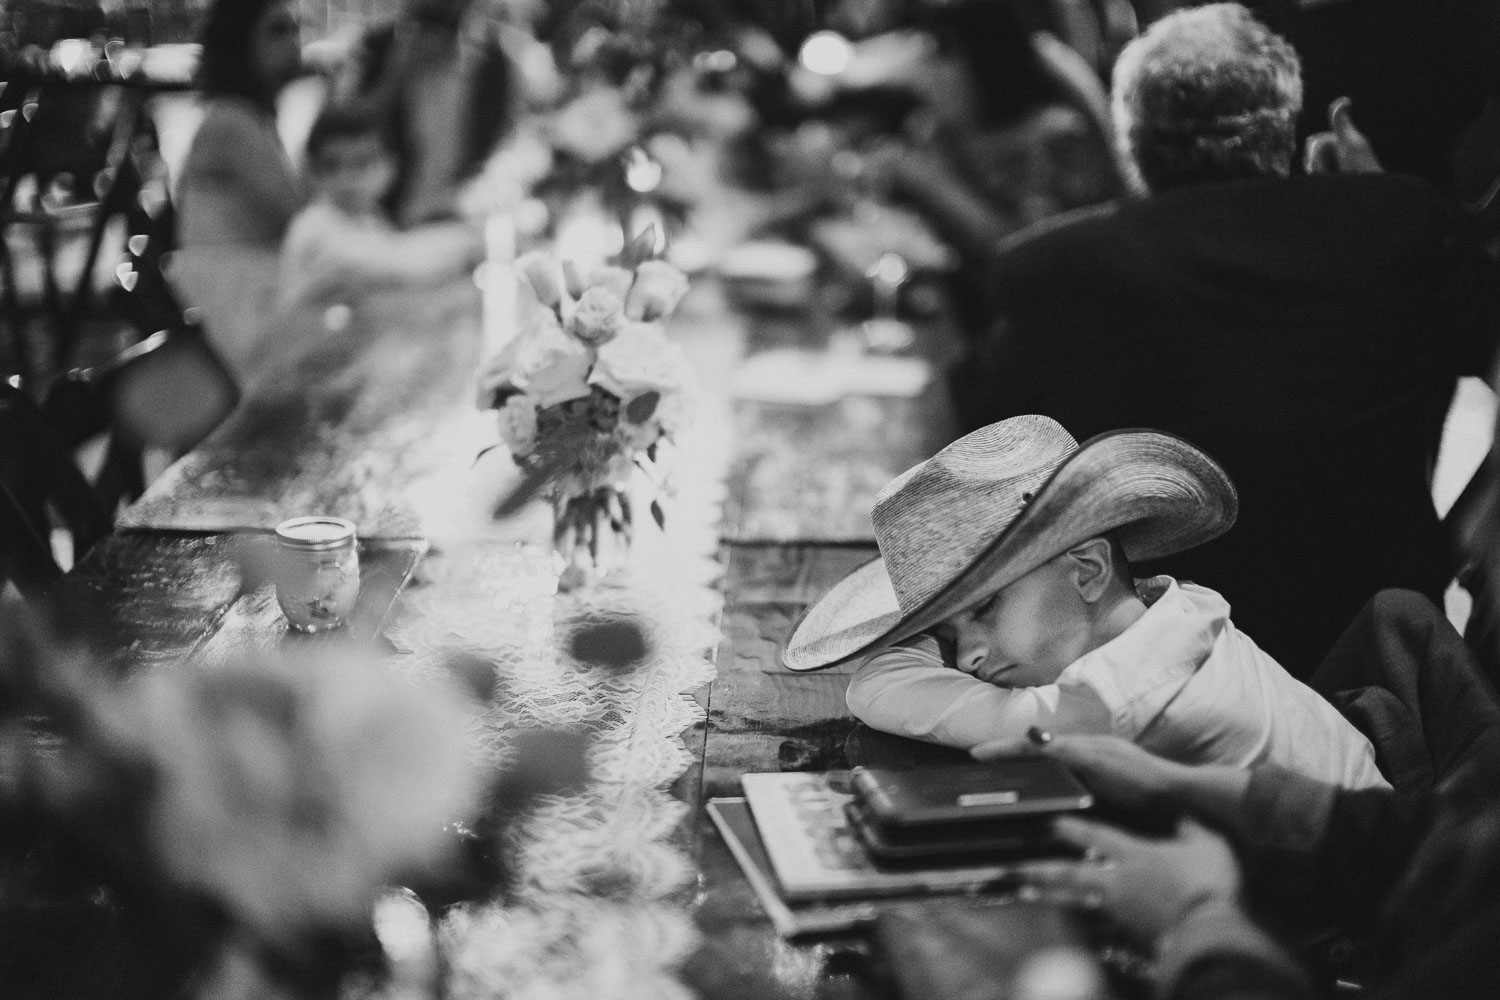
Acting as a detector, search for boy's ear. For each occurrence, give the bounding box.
[1066,538,1115,603]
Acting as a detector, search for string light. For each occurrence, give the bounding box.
[798,32,852,76]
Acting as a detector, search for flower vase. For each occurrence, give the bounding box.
[553,486,633,590]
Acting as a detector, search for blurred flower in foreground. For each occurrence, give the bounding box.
[1,603,490,996]
[104,651,482,950]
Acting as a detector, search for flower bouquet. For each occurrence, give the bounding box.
[480,228,692,586]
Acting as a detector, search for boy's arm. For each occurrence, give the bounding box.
[313,220,483,286]
[280,211,484,306]
[845,634,1112,748]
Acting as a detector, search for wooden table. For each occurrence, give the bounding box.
[31,262,968,998]
[61,279,510,675]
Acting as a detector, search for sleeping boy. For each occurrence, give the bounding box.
[783,415,1388,790]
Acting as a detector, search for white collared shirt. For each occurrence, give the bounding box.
[844,577,1389,790]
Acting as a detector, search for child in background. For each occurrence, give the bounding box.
[279,103,484,308]
[783,415,1389,791]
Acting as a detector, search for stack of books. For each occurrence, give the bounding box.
[709,771,1026,938]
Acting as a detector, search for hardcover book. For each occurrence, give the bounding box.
[737,771,1021,902]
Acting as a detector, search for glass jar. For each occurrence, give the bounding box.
[274,516,360,632]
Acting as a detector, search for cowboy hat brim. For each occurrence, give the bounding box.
[782,429,1238,671]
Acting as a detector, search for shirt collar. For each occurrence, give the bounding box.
[1055,576,1229,689]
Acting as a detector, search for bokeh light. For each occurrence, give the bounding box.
[799,32,852,76]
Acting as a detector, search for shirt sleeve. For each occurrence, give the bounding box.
[1237,763,1416,937]
[279,209,482,306]
[844,637,1063,748]
[278,208,344,306]
[1158,902,1315,1000]
[1057,649,1200,741]
[1238,763,1339,853]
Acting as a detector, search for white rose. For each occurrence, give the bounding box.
[625,260,690,321]
[516,251,563,308]
[567,286,626,346]
[589,321,692,403]
[477,337,523,406]
[476,305,554,403]
[514,317,593,407]
[496,394,539,457]
[562,258,590,299]
[588,264,634,300]
[603,450,637,488]
[492,306,562,382]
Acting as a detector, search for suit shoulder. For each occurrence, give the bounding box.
[992,200,1123,272]
[1295,172,1450,217]
[998,200,1122,252]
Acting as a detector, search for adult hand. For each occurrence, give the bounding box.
[1016,816,1243,943]
[1304,97,1383,175]
[972,733,1186,813]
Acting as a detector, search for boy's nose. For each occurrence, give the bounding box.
[954,629,987,676]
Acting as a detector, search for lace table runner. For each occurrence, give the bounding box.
[389,317,732,999]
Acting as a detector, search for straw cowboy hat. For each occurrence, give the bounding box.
[783,415,1238,671]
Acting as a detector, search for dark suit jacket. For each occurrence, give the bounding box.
[953,173,1500,676]
[1167,588,1500,1000]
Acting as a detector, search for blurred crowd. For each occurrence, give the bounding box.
[7,0,1500,998]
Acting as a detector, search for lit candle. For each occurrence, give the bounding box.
[482,212,518,354]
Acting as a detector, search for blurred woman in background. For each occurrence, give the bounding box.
[171,0,307,381]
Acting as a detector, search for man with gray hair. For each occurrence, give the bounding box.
[951,3,1500,677]
[1110,2,1301,192]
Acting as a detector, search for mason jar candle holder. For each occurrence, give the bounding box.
[274,516,360,632]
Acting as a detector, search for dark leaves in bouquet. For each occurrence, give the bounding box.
[624,390,659,424]
[589,386,623,432]
[611,224,662,270]
[488,383,524,410]
[493,393,623,518]
[650,500,666,530]
[492,453,567,518]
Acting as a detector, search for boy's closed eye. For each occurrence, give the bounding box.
[919,623,960,669]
